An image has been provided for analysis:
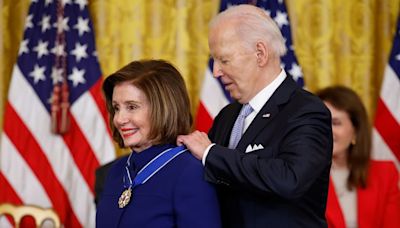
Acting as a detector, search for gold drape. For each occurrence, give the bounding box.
[286,0,399,117]
[0,0,30,133]
[89,0,219,112]
[1,0,399,156]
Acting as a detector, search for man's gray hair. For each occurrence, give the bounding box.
[210,4,287,57]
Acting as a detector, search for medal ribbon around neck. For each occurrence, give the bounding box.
[118,145,188,208]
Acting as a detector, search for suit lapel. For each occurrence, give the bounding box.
[357,181,374,228]
[238,99,279,151]
[114,206,127,227]
[219,103,242,147]
[237,76,298,150]
[326,178,346,228]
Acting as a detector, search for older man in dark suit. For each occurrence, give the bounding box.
[94,160,115,205]
[177,4,333,228]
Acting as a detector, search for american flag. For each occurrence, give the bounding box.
[0,0,115,227]
[372,16,400,170]
[195,0,303,132]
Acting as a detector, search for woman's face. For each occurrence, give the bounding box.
[325,102,356,159]
[112,82,152,152]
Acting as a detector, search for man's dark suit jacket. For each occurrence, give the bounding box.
[94,160,115,205]
[206,76,333,228]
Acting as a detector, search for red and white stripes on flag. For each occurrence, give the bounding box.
[195,60,231,132]
[195,0,303,132]
[372,17,400,170]
[0,1,115,227]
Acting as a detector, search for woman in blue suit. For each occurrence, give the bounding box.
[96,60,221,228]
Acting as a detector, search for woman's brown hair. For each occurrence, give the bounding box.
[316,85,371,189]
[102,59,192,148]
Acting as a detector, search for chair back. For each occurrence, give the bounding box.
[0,203,60,228]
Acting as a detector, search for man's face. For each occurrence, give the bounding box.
[208,23,259,104]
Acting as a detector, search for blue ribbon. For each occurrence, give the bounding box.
[125,145,188,188]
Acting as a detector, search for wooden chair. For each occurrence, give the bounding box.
[0,203,61,228]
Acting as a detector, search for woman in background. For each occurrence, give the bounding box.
[317,86,400,228]
[96,59,221,228]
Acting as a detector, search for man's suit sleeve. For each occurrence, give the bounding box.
[94,160,115,205]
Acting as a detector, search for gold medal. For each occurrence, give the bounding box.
[118,187,132,208]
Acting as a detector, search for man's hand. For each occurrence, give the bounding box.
[177,130,211,160]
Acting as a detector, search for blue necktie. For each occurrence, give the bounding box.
[228,104,253,149]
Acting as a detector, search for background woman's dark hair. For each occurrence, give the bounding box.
[316,85,371,189]
[102,59,192,148]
